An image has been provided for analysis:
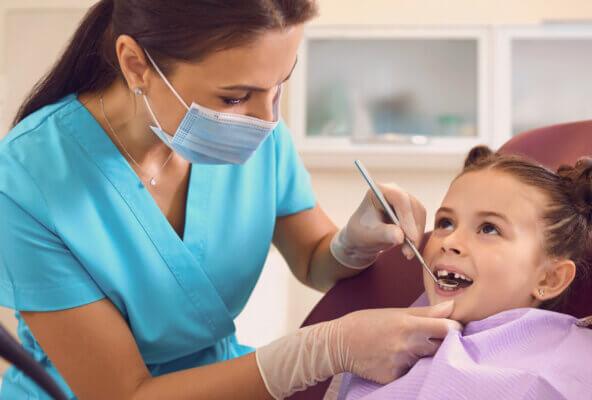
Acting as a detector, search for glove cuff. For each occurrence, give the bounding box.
[329,229,377,270]
[256,322,345,399]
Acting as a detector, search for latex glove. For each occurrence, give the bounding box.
[256,301,461,399]
[330,183,427,269]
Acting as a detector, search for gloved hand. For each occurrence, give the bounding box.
[256,301,461,399]
[330,183,427,269]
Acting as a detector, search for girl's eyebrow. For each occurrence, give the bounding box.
[436,207,511,224]
[436,206,454,214]
[476,211,511,224]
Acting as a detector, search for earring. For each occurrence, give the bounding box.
[538,288,545,297]
[133,87,143,96]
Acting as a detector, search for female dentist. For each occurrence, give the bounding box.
[0,1,460,399]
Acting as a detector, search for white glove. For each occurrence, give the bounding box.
[256,301,461,399]
[330,183,427,269]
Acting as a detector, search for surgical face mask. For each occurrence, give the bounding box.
[141,51,281,165]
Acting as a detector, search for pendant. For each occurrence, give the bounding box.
[150,177,157,186]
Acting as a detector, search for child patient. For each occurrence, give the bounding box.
[331,146,592,400]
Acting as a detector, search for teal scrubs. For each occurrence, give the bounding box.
[0,94,315,399]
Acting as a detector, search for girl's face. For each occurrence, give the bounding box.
[423,169,553,324]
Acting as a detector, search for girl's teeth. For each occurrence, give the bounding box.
[435,269,473,282]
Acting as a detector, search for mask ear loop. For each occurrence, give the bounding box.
[135,87,175,143]
[137,50,191,141]
[143,50,190,111]
[132,86,164,132]
[272,85,282,122]
[140,91,165,131]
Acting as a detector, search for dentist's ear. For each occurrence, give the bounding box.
[115,35,151,93]
[533,259,576,302]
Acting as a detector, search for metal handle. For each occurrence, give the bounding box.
[354,160,439,284]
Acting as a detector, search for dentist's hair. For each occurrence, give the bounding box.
[460,145,592,311]
[12,0,318,126]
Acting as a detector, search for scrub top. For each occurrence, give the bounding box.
[0,94,315,399]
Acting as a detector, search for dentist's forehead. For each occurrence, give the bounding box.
[187,26,303,89]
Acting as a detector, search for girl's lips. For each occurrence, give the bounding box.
[434,283,469,297]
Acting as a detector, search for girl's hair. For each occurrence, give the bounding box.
[461,145,592,311]
[12,0,318,127]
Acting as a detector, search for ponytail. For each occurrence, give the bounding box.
[12,0,117,126]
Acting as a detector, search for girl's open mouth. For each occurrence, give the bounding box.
[434,269,474,292]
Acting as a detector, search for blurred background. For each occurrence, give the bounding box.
[1,0,592,375]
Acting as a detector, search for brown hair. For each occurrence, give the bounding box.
[13,0,318,126]
[461,145,592,311]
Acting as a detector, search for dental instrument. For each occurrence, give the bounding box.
[354,160,459,289]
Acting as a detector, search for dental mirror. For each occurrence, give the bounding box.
[353,160,459,290]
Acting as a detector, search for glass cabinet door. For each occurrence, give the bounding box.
[511,37,592,135]
[305,36,480,142]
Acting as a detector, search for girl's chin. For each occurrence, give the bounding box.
[427,293,472,325]
[451,309,471,325]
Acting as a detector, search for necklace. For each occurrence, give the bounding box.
[99,95,174,186]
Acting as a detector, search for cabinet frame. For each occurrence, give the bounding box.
[493,24,592,149]
[288,26,493,170]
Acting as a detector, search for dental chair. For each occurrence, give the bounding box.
[0,322,67,399]
[288,120,592,400]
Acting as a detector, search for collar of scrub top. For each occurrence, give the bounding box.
[69,96,237,344]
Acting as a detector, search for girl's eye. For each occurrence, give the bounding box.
[435,217,454,230]
[479,222,500,235]
[221,93,251,105]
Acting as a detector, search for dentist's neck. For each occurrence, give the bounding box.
[81,80,170,164]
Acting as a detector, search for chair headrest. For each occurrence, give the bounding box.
[499,120,592,318]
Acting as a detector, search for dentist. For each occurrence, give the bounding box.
[0,1,460,399]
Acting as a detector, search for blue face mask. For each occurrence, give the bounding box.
[142,51,281,165]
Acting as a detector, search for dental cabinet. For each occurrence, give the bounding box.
[289,25,592,169]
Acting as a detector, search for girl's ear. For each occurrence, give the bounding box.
[532,259,576,302]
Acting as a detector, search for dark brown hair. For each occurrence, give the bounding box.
[12,0,318,126]
[461,145,592,311]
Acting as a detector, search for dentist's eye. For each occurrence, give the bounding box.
[221,93,251,105]
[435,217,454,230]
[479,222,500,235]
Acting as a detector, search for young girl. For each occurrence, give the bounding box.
[331,146,592,400]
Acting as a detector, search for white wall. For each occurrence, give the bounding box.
[312,0,592,25]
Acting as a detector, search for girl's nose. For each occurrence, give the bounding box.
[440,231,466,255]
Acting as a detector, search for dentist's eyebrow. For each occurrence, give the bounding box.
[219,58,298,92]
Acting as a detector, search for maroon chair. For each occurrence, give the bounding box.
[0,323,67,399]
[288,120,592,400]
